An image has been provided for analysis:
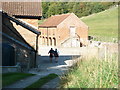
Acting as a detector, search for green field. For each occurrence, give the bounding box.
[81,7,118,42]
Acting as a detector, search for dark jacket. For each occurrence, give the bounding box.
[54,51,59,57]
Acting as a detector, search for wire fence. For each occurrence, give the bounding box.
[91,36,118,43]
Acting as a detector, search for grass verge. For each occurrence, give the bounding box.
[25,73,58,89]
[2,72,35,87]
[60,54,118,88]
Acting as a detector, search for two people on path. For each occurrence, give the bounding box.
[48,48,59,63]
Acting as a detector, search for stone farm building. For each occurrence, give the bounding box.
[0,2,42,73]
[39,13,88,47]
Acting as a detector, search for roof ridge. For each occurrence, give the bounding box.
[51,13,71,17]
[39,13,73,28]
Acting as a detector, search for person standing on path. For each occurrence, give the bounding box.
[48,48,54,62]
[54,49,59,63]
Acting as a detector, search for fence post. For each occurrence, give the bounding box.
[105,46,107,61]
[98,47,99,59]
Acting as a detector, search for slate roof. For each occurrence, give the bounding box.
[1,2,42,17]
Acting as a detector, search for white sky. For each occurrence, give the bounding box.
[0,0,119,2]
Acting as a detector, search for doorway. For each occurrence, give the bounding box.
[69,26,76,37]
[2,43,15,66]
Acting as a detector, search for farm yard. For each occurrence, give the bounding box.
[1,2,119,89]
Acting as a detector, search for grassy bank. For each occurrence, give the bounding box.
[2,72,35,87]
[60,54,118,88]
[81,7,118,42]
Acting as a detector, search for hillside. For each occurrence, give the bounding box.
[81,7,118,42]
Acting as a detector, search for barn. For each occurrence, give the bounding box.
[1,2,42,73]
[39,13,88,47]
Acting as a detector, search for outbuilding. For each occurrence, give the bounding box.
[1,2,42,73]
[39,13,88,47]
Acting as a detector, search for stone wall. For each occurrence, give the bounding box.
[1,66,19,73]
[2,38,36,72]
[2,14,36,72]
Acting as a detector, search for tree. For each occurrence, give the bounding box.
[42,2,50,18]
[72,3,82,17]
[41,2,116,19]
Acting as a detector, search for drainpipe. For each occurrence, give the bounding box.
[34,34,40,68]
